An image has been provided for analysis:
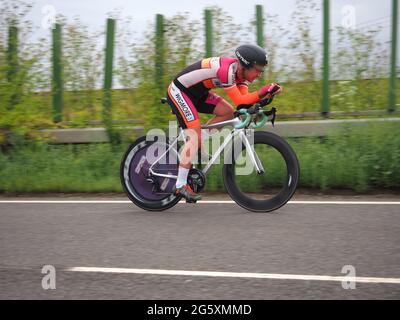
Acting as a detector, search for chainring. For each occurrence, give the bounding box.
[187,168,206,193]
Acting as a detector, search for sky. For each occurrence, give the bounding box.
[22,0,394,44]
[2,0,396,85]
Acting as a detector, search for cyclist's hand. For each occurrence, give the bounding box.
[259,83,282,98]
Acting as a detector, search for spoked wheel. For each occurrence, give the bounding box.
[223,131,299,212]
[120,135,182,211]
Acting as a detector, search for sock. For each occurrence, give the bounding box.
[176,167,190,188]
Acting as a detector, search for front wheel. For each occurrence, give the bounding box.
[223,131,299,212]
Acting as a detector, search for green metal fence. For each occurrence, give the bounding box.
[5,3,399,122]
[322,0,330,116]
[52,23,63,123]
[205,9,213,57]
[389,0,398,113]
[155,14,165,93]
[7,21,19,110]
[103,18,118,143]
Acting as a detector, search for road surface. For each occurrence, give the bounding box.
[0,193,399,300]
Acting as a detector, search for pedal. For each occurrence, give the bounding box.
[185,199,197,204]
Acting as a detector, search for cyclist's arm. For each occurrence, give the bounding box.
[217,57,259,106]
[224,85,260,106]
[237,82,249,95]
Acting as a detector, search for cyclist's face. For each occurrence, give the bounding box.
[245,65,265,82]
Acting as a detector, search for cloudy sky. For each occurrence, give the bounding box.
[7,0,395,84]
[24,0,394,43]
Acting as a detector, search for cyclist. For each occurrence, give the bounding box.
[166,44,283,202]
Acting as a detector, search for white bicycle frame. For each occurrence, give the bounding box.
[148,117,265,180]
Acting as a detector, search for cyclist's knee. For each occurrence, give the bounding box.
[214,99,234,118]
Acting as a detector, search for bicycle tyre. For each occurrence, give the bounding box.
[120,135,182,211]
[223,131,299,212]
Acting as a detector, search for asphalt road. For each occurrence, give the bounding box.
[0,194,399,300]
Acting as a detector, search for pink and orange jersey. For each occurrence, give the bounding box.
[167,56,261,129]
[175,57,238,93]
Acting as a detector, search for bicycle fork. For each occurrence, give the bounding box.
[201,129,265,175]
[240,130,265,174]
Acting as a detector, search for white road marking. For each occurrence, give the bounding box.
[67,267,400,284]
[0,200,132,204]
[290,201,400,205]
[0,200,399,205]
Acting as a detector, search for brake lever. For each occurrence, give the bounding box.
[270,107,276,127]
[271,115,275,127]
[247,104,261,115]
[263,107,277,127]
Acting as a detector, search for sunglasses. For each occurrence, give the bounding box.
[253,66,265,73]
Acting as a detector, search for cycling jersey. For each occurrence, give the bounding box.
[167,56,261,129]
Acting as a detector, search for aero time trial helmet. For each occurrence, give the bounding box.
[235,44,268,68]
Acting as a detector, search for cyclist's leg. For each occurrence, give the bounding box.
[200,93,234,128]
[179,126,201,169]
[167,83,202,191]
[194,93,234,155]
